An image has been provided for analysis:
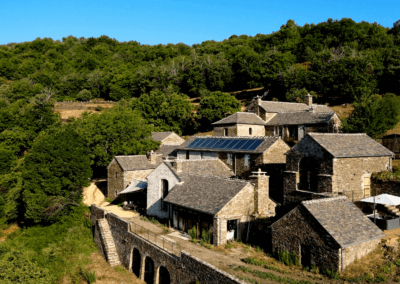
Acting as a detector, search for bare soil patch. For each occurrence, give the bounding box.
[330,104,354,120]
[0,223,19,243]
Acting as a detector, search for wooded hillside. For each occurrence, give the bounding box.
[1,18,399,104]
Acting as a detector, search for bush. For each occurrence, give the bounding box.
[323,268,340,280]
[149,217,159,225]
[82,269,97,284]
[201,229,211,244]
[278,250,300,266]
[76,89,93,101]
[188,226,197,240]
[95,106,103,111]
[225,242,234,249]
[310,265,319,274]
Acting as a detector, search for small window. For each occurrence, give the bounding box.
[227,153,232,165]
[186,151,189,159]
[161,179,169,210]
[244,155,250,167]
[274,126,279,136]
[115,190,118,197]
[249,128,252,135]
[115,172,118,179]
[224,128,228,136]
[201,152,204,159]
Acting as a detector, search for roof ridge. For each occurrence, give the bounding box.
[309,133,367,136]
[302,196,347,204]
[191,136,277,139]
[115,155,146,157]
[260,100,328,107]
[165,158,219,162]
[188,173,249,183]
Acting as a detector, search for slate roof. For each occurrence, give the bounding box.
[308,133,394,158]
[259,101,333,113]
[265,111,335,126]
[113,155,163,171]
[151,132,175,142]
[212,112,266,125]
[178,136,282,154]
[302,196,385,248]
[156,145,180,158]
[163,174,249,215]
[164,159,234,179]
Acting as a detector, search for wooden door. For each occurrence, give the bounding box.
[364,176,371,198]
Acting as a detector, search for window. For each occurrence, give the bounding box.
[249,128,252,135]
[244,155,250,167]
[161,179,169,210]
[186,151,189,159]
[274,126,279,136]
[224,128,228,136]
[115,190,118,197]
[201,152,204,159]
[115,172,118,179]
[227,153,232,165]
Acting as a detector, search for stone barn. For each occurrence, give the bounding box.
[283,133,394,207]
[271,196,384,272]
[212,112,267,137]
[151,131,185,145]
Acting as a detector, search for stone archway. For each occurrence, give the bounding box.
[144,256,155,284]
[131,248,141,278]
[158,266,171,284]
[299,157,319,191]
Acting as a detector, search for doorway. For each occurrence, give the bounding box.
[301,245,311,267]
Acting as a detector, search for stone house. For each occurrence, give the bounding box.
[163,169,277,245]
[106,152,163,199]
[283,133,394,208]
[176,136,290,179]
[244,94,341,143]
[151,132,185,145]
[146,158,234,219]
[271,196,384,271]
[212,112,266,137]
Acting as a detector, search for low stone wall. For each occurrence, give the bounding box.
[91,205,245,284]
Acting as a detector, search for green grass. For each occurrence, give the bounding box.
[82,269,97,284]
[225,242,234,249]
[237,275,261,284]
[243,257,289,274]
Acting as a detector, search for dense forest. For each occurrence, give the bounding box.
[1,18,400,283]
[1,18,400,104]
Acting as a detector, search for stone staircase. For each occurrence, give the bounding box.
[384,205,400,217]
[98,219,121,267]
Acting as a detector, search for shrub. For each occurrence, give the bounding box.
[188,226,197,240]
[381,262,395,274]
[278,250,300,266]
[105,198,113,203]
[76,89,93,101]
[323,268,340,280]
[201,229,211,244]
[255,246,263,253]
[310,265,319,274]
[243,257,289,274]
[140,216,150,222]
[82,269,97,284]
[95,106,103,111]
[149,217,159,225]
[225,242,234,249]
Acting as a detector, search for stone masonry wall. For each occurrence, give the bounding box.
[126,169,154,185]
[237,124,265,136]
[258,139,290,164]
[91,206,245,284]
[214,125,238,137]
[161,133,185,145]
[271,205,341,271]
[332,156,390,202]
[107,160,124,199]
[340,238,380,271]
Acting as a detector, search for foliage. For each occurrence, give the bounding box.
[278,250,301,266]
[342,93,400,138]
[149,217,159,224]
[73,107,160,173]
[197,91,241,129]
[82,269,97,284]
[372,167,400,181]
[286,88,317,103]
[345,273,388,283]
[243,257,289,274]
[381,262,395,274]
[201,229,211,244]
[22,124,92,223]
[310,265,319,274]
[76,89,93,101]
[188,226,197,240]
[225,242,234,249]
[322,268,340,280]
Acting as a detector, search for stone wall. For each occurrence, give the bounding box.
[265,126,275,136]
[126,169,154,185]
[258,139,290,164]
[91,206,246,284]
[107,159,124,199]
[214,125,238,137]
[271,205,341,271]
[340,238,380,271]
[161,133,185,145]
[236,124,265,136]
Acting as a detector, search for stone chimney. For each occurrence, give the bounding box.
[172,159,183,173]
[250,168,270,216]
[305,93,313,106]
[256,95,262,105]
[148,150,157,164]
[308,105,315,113]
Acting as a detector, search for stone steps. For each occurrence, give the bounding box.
[98,219,121,267]
[384,205,400,217]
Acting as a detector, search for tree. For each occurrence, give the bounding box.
[197,91,241,130]
[73,107,160,174]
[342,93,400,138]
[21,125,92,223]
[76,89,93,101]
[286,88,317,103]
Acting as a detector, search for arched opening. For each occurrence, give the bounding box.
[144,256,155,284]
[161,179,169,210]
[299,157,318,191]
[159,266,171,284]
[131,248,141,278]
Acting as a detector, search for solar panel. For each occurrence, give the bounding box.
[248,140,263,150]
[219,139,235,149]
[213,139,226,148]
[231,139,248,149]
[187,138,202,148]
[198,138,213,148]
[226,140,241,149]
[203,139,219,148]
[240,139,257,150]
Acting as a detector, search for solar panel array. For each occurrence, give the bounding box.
[187,138,264,151]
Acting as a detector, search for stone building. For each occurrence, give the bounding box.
[151,132,185,145]
[106,152,163,199]
[164,170,277,245]
[271,196,384,271]
[243,94,341,143]
[146,158,234,219]
[283,133,394,208]
[212,112,266,137]
[176,136,290,179]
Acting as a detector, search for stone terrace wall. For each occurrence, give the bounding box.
[91,205,245,284]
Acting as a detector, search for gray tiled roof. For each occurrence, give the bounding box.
[164,174,249,215]
[212,112,266,125]
[259,101,332,113]
[164,159,234,179]
[156,145,180,158]
[265,111,335,126]
[302,196,384,248]
[114,155,163,171]
[178,136,282,154]
[309,133,394,158]
[151,132,175,142]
